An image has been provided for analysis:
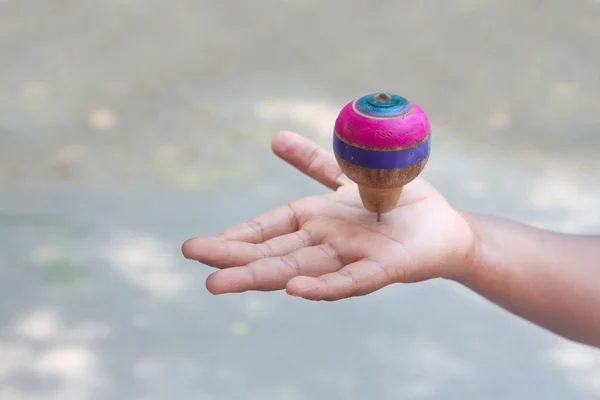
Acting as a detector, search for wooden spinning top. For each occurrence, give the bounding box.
[333,92,431,220]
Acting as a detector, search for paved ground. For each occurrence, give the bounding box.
[2,1,600,399]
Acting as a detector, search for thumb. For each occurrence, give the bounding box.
[271,131,347,190]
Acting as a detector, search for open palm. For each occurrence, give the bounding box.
[182,131,476,300]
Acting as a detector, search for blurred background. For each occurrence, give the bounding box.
[2,1,600,399]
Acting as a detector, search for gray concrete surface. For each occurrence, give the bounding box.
[2,1,600,399]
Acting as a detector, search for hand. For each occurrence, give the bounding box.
[182,131,477,301]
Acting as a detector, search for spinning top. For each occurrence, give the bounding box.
[333,92,431,221]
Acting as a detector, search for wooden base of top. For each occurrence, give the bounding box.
[357,185,403,214]
[334,154,429,215]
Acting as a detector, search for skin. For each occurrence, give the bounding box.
[182,130,600,348]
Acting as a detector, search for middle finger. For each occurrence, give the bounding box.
[205,244,346,294]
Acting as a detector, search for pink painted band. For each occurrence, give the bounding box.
[334,99,431,148]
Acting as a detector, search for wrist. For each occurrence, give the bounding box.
[446,209,485,284]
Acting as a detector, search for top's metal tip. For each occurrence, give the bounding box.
[376,212,382,222]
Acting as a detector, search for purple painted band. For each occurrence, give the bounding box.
[333,133,431,169]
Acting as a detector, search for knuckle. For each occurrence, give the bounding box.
[286,203,301,230]
[246,219,265,241]
[256,241,274,257]
[306,146,322,173]
[295,230,313,247]
[281,254,301,274]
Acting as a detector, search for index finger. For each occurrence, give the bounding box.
[271,131,347,190]
[220,203,298,243]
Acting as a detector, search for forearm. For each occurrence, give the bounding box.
[458,212,600,347]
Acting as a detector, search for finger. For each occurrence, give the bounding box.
[218,203,298,244]
[182,229,317,268]
[271,130,348,190]
[286,258,395,301]
[205,244,344,294]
